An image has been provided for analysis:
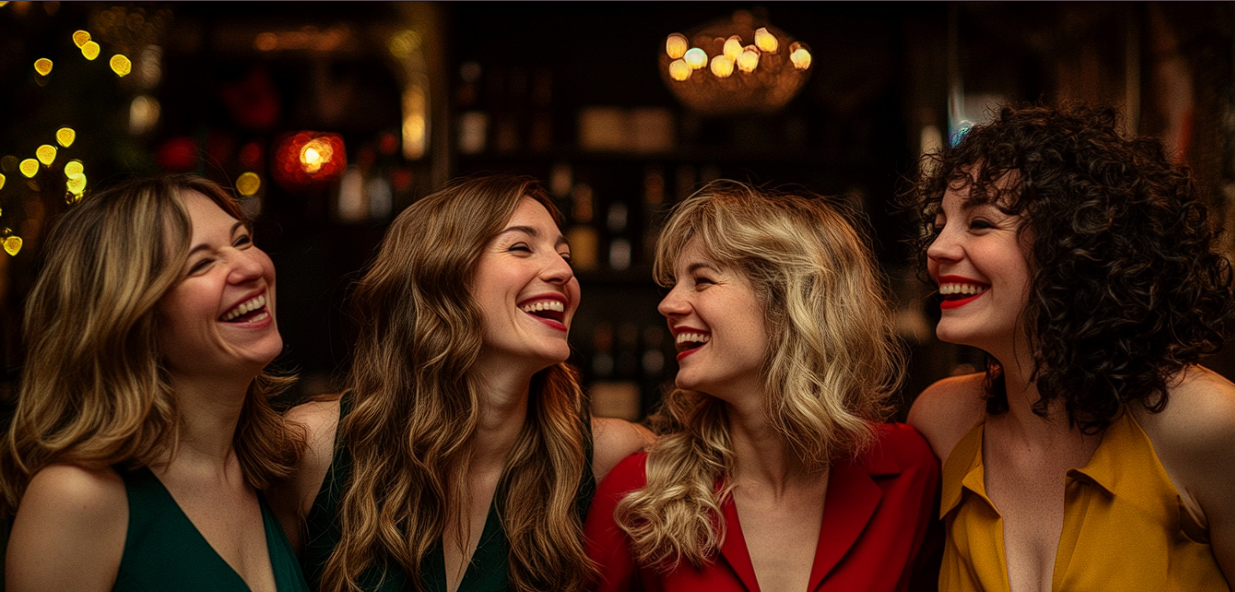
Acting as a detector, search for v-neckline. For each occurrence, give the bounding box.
[434,498,504,592]
[141,467,278,592]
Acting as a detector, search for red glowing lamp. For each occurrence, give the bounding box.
[273,131,346,188]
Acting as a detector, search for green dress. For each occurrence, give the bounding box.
[114,467,309,592]
[303,394,596,592]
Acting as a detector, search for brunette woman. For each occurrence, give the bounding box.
[3,175,306,591]
[270,175,651,592]
[908,105,1235,591]
[584,181,940,592]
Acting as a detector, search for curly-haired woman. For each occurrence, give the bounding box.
[3,175,306,591]
[907,105,1235,591]
[584,181,940,592]
[269,175,651,592]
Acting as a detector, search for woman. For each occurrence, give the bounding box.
[907,105,1235,591]
[270,175,651,592]
[584,181,940,592]
[2,175,306,591]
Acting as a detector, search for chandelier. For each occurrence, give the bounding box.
[660,11,812,115]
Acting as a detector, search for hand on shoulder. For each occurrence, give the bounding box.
[8,464,127,592]
[591,416,655,482]
[907,372,987,464]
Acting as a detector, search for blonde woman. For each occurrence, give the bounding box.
[3,175,306,591]
[584,181,940,592]
[270,175,651,592]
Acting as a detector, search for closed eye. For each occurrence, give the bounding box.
[234,234,253,248]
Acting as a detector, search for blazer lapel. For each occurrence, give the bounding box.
[717,495,762,592]
[807,458,884,591]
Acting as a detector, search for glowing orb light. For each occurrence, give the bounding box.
[273,131,346,189]
[56,127,76,147]
[19,159,38,178]
[36,145,57,166]
[110,54,132,77]
[34,58,53,76]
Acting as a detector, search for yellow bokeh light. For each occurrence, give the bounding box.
[56,127,76,147]
[665,33,688,59]
[710,55,734,78]
[3,236,22,257]
[67,174,86,195]
[668,59,691,81]
[299,139,333,174]
[36,145,57,166]
[82,41,100,61]
[236,172,261,196]
[0,173,5,191]
[754,27,778,53]
[737,48,760,73]
[387,30,421,59]
[19,159,38,178]
[110,54,132,77]
[65,160,84,178]
[72,30,91,48]
[790,47,812,70]
[34,58,53,76]
[684,48,708,70]
[723,36,743,61]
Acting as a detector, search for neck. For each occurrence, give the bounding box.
[725,399,818,491]
[469,365,534,469]
[993,354,1082,440]
[157,372,253,469]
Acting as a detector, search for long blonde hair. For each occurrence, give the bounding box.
[0,175,299,516]
[321,175,592,592]
[615,181,903,569]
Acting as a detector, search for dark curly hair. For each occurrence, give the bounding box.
[908,104,1233,433]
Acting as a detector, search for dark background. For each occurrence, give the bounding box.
[2,2,1234,420]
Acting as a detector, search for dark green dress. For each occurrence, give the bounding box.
[114,467,309,592]
[303,394,596,592]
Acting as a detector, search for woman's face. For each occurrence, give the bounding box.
[157,191,281,381]
[472,196,580,370]
[926,179,1032,358]
[658,239,768,405]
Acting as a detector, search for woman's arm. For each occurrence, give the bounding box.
[591,417,655,482]
[267,395,342,553]
[7,464,127,592]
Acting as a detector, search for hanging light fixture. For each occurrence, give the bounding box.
[660,10,812,115]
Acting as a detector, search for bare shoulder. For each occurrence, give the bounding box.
[8,464,127,591]
[268,393,342,546]
[1136,366,1235,455]
[590,416,656,482]
[907,372,987,464]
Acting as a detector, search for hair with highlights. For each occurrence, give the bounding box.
[320,175,592,592]
[908,104,1233,432]
[614,180,903,569]
[0,174,300,516]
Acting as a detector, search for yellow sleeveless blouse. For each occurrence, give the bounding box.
[939,411,1229,591]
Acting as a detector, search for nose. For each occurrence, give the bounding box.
[227,246,268,285]
[540,251,575,285]
[657,284,690,319]
[926,225,961,266]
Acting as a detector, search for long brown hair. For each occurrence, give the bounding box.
[320,175,592,592]
[1,175,299,516]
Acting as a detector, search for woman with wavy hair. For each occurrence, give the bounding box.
[3,175,306,591]
[270,175,651,592]
[907,104,1235,591]
[584,181,940,592]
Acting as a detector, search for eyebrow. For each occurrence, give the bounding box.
[187,221,245,257]
[686,261,719,274]
[498,225,570,248]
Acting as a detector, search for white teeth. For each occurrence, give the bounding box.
[222,294,266,321]
[519,300,565,314]
[675,332,710,345]
[938,283,987,296]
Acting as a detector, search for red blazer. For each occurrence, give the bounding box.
[584,423,941,592]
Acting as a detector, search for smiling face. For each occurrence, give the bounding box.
[658,239,768,405]
[156,191,281,381]
[472,196,580,372]
[926,178,1032,359]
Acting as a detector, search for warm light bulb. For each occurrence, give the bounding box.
[668,59,691,81]
[72,30,91,48]
[737,48,760,73]
[36,145,57,166]
[754,28,778,53]
[81,41,100,61]
[665,33,688,59]
[684,48,708,70]
[33,58,52,76]
[723,36,743,61]
[710,55,734,78]
[790,47,812,70]
[64,160,84,179]
[236,172,261,196]
[66,174,86,195]
[110,54,132,77]
[56,127,76,148]
[19,159,39,178]
[300,139,333,174]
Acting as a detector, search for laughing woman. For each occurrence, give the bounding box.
[2,175,306,591]
[270,175,651,592]
[584,181,940,592]
[907,105,1235,591]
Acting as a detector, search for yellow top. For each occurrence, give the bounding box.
[940,411,1229,592]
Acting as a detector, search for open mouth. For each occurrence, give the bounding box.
[674,331,710,359]
[519,298,566,324]
[938,282,988,309]
[221,293,269,322]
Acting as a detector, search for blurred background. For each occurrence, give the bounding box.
[2,1,1234,421]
